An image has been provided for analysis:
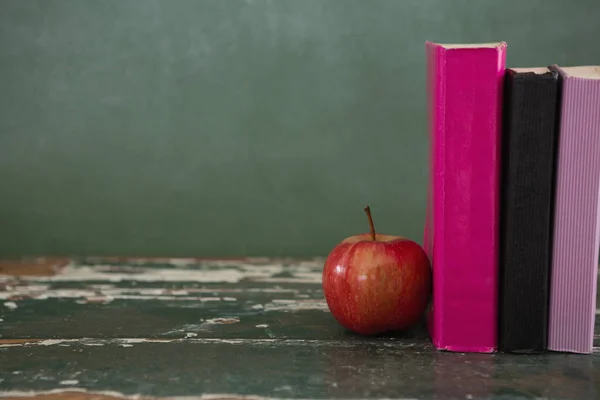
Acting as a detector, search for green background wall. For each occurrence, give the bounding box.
[1,0,599,257]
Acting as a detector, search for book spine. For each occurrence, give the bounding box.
[423,42,439,336]
[547,65,600,354]
[425,41,506,353]
[498,69,559,353]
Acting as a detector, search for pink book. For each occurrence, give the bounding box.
[547,65,600,354]
[423,41,506,353]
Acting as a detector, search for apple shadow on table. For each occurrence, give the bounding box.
[337,319,430,341]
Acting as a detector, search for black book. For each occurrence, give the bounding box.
[499,67,560,353]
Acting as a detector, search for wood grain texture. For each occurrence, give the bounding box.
[0,257,599,400]
[0,258,70,277]
[0,390,263,400]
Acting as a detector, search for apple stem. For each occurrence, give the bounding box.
[364,205,377,241]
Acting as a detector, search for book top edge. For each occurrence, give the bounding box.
[509,67,550,74]
[556,65,600,80]
[426,41,506,50]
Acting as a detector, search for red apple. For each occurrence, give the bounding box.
[322,206,432,335]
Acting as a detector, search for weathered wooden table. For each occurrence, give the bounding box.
[0,257,598,400]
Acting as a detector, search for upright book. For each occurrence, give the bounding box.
[547,65,600,354]
[499,67,559,353]
[423,41,506,353]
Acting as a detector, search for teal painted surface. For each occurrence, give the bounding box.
[0,257,599,399]
[2,340,598,399]
[1,0,600,257]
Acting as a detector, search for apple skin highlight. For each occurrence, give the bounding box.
[322,208,432,335]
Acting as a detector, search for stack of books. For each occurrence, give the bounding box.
[423,41,600,354]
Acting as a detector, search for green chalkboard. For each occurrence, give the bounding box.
[1,0,599,257]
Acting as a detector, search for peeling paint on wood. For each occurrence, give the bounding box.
[3,301,17,310]
[0,337,436,351]
[0,338,46,345]
[203,318,240,325]
[263,299,328,312]
[0,257,598,400]
[0,287,253,303]
[58,380,79,386]
[0,389,291,400]
[82,256,309,265]
[1,338,598,400]
[0,259,324,284]
[0,389,265,400]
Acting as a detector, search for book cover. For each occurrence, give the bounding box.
[547,65,600,354]
[498,67,559,353]
[423,41,506,353]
